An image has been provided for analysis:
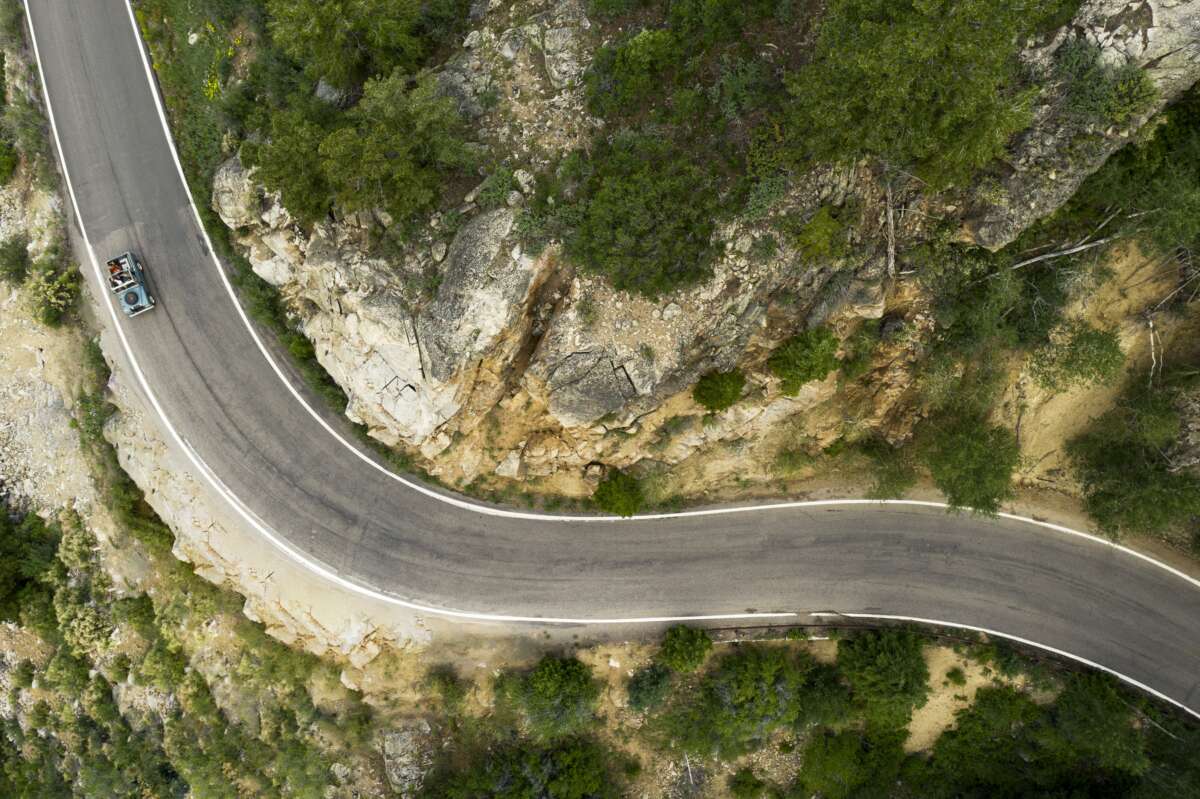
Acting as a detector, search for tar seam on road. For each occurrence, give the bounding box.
[20,0,1200,719]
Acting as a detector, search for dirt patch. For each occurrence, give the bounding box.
[905,645,992,752]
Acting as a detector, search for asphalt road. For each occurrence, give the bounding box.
[25,0,1200,713]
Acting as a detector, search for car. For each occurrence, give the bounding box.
[105,251,156,317]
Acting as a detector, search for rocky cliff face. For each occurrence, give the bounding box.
[967,0,1200,248]
[212,0,1200,492]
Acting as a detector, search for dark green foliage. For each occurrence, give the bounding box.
[945,666,966,687]
[319,72,471,226]
[502,656,601,739]
[794,730,906,799]
[857,437,917,500]
[1068,370,1200,536]
[592,470,645,517]
[1031,320,1124,390]
[781,0,1070,187]
[1067,82,1200,256]
[427,737,619,799]
[693,370,746,412]
[241,98,336,225]
[768,327,839,395]
[476,166,519,209]
[0,513,59,625]
[267,0,424,89]
[627,664,672,712]
[26,257,80,327]
[839,322,880,382]
[1056,37,1157,127]
[728,767,767,798]
[565,135,720,297]
[0,138,16,185]
[794,662,855,729]
[427,664,469,710]
[1051,673,1149,776]
[786,204,852,261]
[586,29,680,118]
[837,629,929,730]
[922,411,1020,513]
[657,624,713,672]
[913,681,1152,797]
[657,645,814,756]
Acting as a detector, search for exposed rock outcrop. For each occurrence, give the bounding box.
[968,0,1200,249]
[209,0,1200,489]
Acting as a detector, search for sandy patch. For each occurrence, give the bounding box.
[904,645,992,752]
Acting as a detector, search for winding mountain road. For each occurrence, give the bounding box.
[24,0,1200,715]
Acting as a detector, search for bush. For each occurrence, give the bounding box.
[692,370,745,412]
[25,260,80,326]
[320,72,470,227]
[626,664,671,712]
[592,470,644,517]
[858,437,917,500]
[426,664,468,710]
[426,737,619,798]
[504,656,601,739]
[241,100,336,226]
[794,730,906,799]
[1067,372,1200,536]
[657,625,712,673]
[922,412,1020,514]
[475,166,519,209]
[1031,320,1123,390]
[837,629,930,730]
[781,0,1059,188]
[728,767,767,799]
[267,0,424,89]
[586,29,680,118]
[566,134,719,298]
[0,233,28,284]
[1056,38,1157,126]
[787,205,851,261]
[658,646,812,756]
[0,137,17,184]
[768,327,839,395]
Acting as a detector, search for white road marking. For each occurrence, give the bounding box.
[21,0,1200,635]
[810,612,1200,721]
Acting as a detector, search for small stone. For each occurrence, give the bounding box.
[514,168,535,193]
[662,302,682,320]
[495,450,523,479]
[511,244,523,260]
[735,233,753,253]
[463,30,483,48]
[432,241,448,263]
[505,190,524,207]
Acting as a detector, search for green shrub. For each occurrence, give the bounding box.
[858,437,917,500]
[1031,320,1123,390]
[794,730,906,799]
[839,322,880,382]
[837,629,930,730]
[1067,372,1200,536]
[657,624,712,673]
[26,260,80,326]
[768,327,839,394]
[0,137,17,184]
[12,660,34,689]
[241,100,336,226]
[425,737,619,798]
[945,666,967,687]
[320,72,470,227]
[657,646,813,756]
[626,663,671,712]
[593,470,645,517]
[475,166,519,209]
[728,767,767,799]
[922,412,1020,514]
[781,0,1059,188]
[0,232,29,284]
[1056,38,1157,126]
[787,205,851,261]
[586,29,680,118]
[566,134,719,298]
[503,655,601,739]
[1051,673,1149,775]
[426,664,468,710]
[692,370,746,412]
[267,0,424,89]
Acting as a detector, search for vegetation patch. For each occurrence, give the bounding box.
[768,327,840,394]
